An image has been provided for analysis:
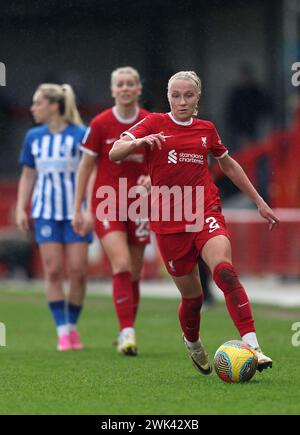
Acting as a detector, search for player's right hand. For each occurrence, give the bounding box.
[16,209,29,234]
[135,132,165,150]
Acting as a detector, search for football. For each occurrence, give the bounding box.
[214,340,258,383]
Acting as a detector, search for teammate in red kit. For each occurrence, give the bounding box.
[72,67,150,355]
[109,71,279,374]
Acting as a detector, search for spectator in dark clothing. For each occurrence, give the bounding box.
[0,90,13,176]
[226,64,273,151]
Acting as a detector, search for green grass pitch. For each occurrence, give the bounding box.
[0,286,299,415]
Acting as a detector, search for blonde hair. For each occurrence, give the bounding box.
[111,66,142,88]
[168,71,202,116]
[37,83,83,125]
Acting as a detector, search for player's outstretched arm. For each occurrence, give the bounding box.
[218,155,280,231]
[109,132,165,162]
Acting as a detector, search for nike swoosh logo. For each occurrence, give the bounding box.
[238,302,249,308]
[191,356,212,375]
[116,297,128,304]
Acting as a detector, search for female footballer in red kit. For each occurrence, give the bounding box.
[109,71,279,374]
[73,67,150,356]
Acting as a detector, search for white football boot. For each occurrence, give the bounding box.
[117,328,138,356]
[254,347,273,372]
[183,335,213,375]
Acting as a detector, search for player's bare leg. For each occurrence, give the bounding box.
[172,266,212,375]
[201,235,272,371]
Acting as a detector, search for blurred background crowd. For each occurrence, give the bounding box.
[0,0,299,282]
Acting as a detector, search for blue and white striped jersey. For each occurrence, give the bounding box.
[20,124,86,220]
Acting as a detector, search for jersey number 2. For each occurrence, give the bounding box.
[206,217,220,233]
[135,220,149,238]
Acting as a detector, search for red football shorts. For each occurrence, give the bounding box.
[93,191,150,245]
[94,217,150,245]
[155,211,230,276]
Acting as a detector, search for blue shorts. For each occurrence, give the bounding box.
[34,219,93,245]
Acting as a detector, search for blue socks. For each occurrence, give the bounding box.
[67,303,83,330]
[48,300,68,337]
[48,300,66,326]
[48,301,83,336]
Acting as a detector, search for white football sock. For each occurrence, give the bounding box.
[68,323,77,332]
[120,327,135,337]
[57,325,69,337]
[242,332,259,349]
[185,337,201,351]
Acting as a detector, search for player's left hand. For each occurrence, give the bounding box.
[137,174,151,192]
[257,202,280,231]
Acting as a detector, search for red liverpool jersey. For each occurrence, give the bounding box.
[124,112,229,234]
[81,106,149,212]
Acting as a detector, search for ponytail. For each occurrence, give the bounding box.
[61,84,83,125]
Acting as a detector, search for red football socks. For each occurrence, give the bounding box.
[213,262,255,336]
[132,280,140,321]
[178,295,203,342]
[112,272,134,330]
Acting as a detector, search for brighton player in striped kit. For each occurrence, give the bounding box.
[73,67,150,356]
[109,71,280,374]
[16,83,93,351]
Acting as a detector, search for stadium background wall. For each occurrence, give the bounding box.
[0,182,299,278]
